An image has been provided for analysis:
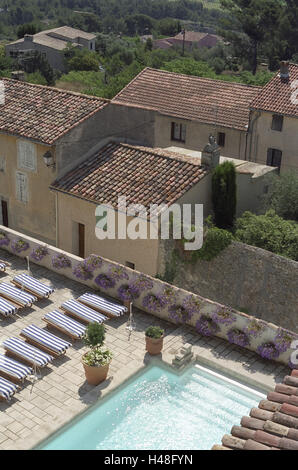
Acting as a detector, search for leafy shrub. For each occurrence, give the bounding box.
[145,326,164,339]
[235,210,298,261]
[262,171,298,221]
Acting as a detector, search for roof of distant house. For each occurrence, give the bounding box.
[213,369,298,451]
[50,141,208,214]
[250,62,298,118]
[112,67,261,131]
[7,26,95,50]
[173,31,212,42]
[0,79,108,145]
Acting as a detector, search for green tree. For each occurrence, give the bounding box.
[220,0,283,74]
[262,171,298,222]
[212,161,237,229]
[17,23,40,38]
[235,210,298,261]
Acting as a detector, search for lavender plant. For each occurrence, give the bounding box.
[182,294,203,316]
[73,261,94,281]
[0,231,9,247]
[131,274,154,291]
[142,293,165,313]
[52,253,72,269]
[227,328,250,348]
[108,265,129,281]
[30,245,49,262]
[94,273,116,290]
[118,284,140,302]
[168,304,192,324]
[274,328,298,354]
[158,285,178,306]
[212,306,237,326]
[257,342,280,360]
[196,315,220,337]
[244,318,267,338]
[11,238,29,254]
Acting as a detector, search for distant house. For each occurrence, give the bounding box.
[112,67,261,160]
[153,31,221,51]
[5,26,97,72]
[249,61,298,173]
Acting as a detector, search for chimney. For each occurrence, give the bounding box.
[280,61,289,82]
[201,135,220,169]
[11,71,25,81]
[24,34,34,42]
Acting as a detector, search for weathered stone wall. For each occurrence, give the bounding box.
[158,239,298,333]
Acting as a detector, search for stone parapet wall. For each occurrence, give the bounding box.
[0,225,297,368]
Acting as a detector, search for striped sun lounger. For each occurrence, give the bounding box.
[0,297,19,317]
[0,354,32,384]
[12,274,54,299]
[3,337,54,367]
[0,376,19,401]
[61,299,108,324]
[0,283,37,308]
[0,262,7,272]
[43,310,86,341]
[20,324,71,357]
[78,293,128,318]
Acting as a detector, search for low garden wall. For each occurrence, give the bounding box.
[0,225,297,369]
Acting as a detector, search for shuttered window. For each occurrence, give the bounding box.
[17,140,37,172]
[16,171,28,203]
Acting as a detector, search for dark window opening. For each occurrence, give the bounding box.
[267,148,282,172]
[125,261,135,270]
[271,114,284,132]
[171,122,186,143]
[217,132,226,147]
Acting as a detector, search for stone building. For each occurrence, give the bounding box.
[5,26,96,72]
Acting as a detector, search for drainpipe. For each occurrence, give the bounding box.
[246,109,261,162]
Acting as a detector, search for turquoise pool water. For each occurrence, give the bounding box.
[39,364,265,450]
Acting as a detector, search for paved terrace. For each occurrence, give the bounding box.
[0,250,290,450]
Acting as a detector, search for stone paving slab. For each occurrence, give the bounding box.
[0,249,290,450]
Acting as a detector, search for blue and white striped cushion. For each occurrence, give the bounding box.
[0,297,18,316]
[62,299,108,324]
[0,262,6,271]
[21,324,71,354]
[14,274,54,297]
[0,283,37,306]
[0,354,32,381]
[44,310,86,339]
[78,293,127,317]
[3,337,53,367]
[0,376,18,401]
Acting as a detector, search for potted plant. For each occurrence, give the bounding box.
[82,323,112,385]
[145,326,164,355]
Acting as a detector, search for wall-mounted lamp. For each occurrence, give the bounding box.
[43,151,55,169]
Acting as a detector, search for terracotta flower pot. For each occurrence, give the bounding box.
[82,354,110,385]
[145,335,164,355]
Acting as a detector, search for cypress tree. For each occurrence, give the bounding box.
[212,161,237,229]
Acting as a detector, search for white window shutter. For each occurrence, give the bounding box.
[16,171,28,203]
[17,140,37,172]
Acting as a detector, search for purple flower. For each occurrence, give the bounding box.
[131,275,154,291]
[196,315,220,337]
[30,245,48,262]
[274,328,298,354]
[0,231,9,247]
[244,319,267,338]
[118,284,140,302]
[182,294,203,315]
[168,304,192,324]
[257,342,280,360]
[84,255,103,271]
[94,274,116,290]
[158,286,178,306]
[212,306,237,326]
[73,262,94,281]
[227,328,250,348]
[52,253,72,269]
[11,238,29,254]
[142,293,165,313]
[109,265,129,281]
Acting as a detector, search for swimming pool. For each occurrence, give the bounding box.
[38,364,265,450]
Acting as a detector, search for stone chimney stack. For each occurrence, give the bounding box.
[11,71,25,81]
[24,34,34,42]
[201,135,220,169]
[280,61,290,82]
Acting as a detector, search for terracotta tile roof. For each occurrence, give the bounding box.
[50,142,207,213]
[212,369,298,451]
[250,63,298,117]
[112,68,261,131]
[0,79,108,145]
